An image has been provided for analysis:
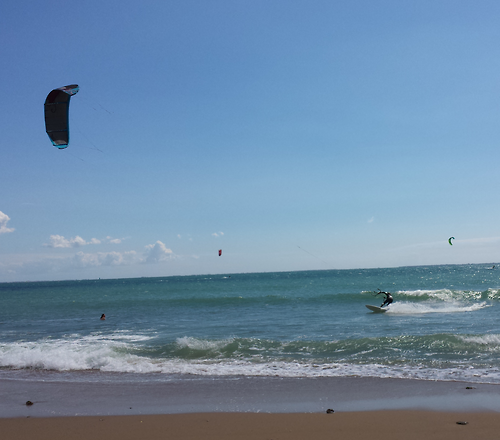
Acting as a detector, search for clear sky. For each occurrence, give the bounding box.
[2,0,500,282]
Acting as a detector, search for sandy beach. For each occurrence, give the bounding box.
[3,373,500,417]
[2,411,500,440]
[2,374,500,439]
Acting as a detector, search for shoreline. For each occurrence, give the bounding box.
[2,374,500,418]
[2,411,500,440]
[3,375,500,439]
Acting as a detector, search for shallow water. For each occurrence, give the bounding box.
[1,264,500,384]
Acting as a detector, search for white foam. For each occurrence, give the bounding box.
[1,339,499,384]
[2,332,500,384]
[459,334,500,346]
[399,289,453,298]
[386,301,489,315]
[0,332,156,373]
[176,336,234,351]
[398,288,492,302]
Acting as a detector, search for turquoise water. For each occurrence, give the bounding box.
[1,264,500,383]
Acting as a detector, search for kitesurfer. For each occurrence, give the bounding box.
[377,290,393,308]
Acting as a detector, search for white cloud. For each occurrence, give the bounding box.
[143,240,173,263]
[106,236,129,244]
[45,235,101,248]
[368,217,374,223]
[212,231,224,237]
[73,250,137,267]
[0,239,179,281]
[0,211,14,234]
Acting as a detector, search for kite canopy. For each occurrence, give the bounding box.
[448,237,455,245]
[44,84,79,148]
[218,249,222,256]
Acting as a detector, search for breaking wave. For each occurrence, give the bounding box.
[2,332,500,383]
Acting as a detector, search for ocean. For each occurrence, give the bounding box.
[1,264,500,386]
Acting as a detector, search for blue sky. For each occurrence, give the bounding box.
[2,0,500,282]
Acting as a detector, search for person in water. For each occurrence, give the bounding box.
[378,290,393,308]
[100,314,106,320]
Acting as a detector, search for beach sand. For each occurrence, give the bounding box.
[2,411,500,440]
[2,375,500,439]
[3,374,500,417]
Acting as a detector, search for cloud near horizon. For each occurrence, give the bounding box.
[0,211,15,234]
[45,235,101,248]
[72,240,174,267]
[45,235,126,248]
[143,241,173,263]
[44,235,174,265]
[0,239,178,280]
[73,250,138,267]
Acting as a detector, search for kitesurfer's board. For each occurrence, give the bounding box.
[366,305,387,313]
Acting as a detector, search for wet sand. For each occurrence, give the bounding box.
[2,411,500,440]
[2,374,500,417]
[2,374,500,439]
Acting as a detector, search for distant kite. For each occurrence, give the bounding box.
[448,237,455,245]
[44,84,79,148]
[218,249,222,256]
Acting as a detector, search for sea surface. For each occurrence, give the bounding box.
[1,264,500,385]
